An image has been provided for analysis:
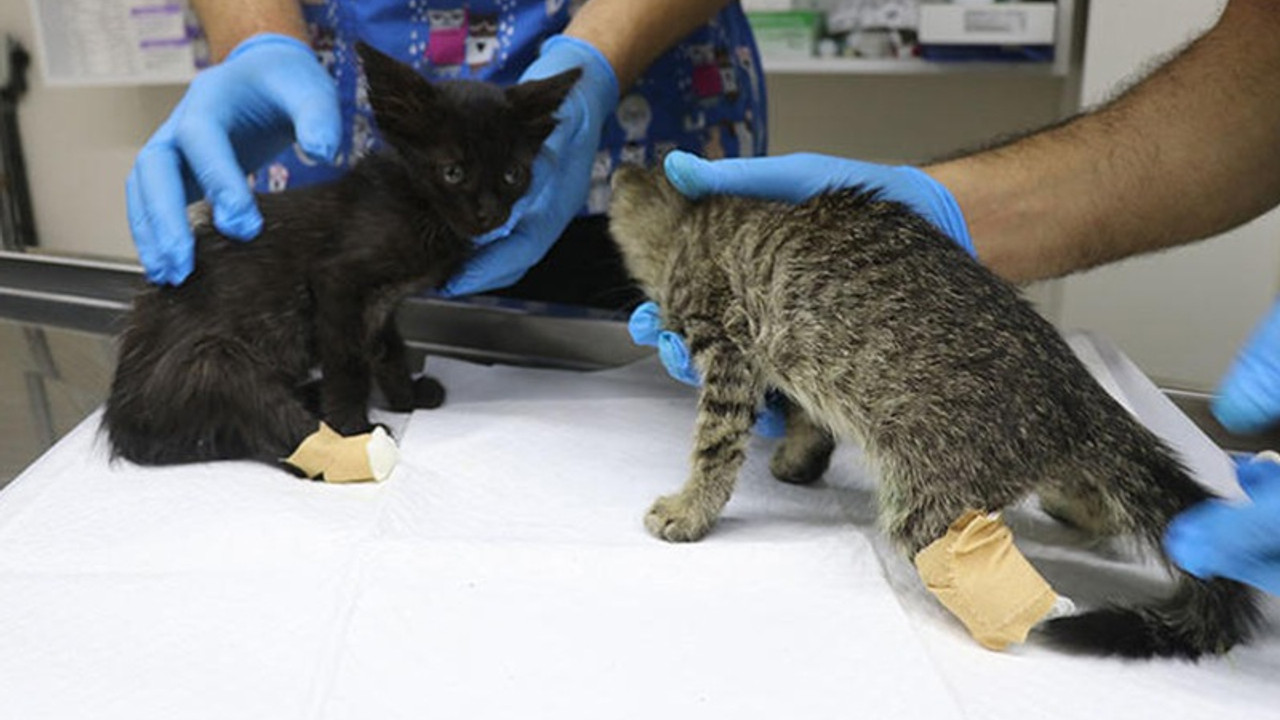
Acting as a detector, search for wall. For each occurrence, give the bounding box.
[767,73,1068,163]
[2,0,182,261]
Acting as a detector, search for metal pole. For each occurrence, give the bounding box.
[0,35,35,250]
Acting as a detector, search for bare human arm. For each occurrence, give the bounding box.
[925,0,1280,285]
[191,0,307,62]
[564,0,733,92]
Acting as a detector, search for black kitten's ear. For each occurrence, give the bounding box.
[357,41,437,139]
[506,67,583,141]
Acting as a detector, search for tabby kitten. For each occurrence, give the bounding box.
[105,43,579,468]
[607,165,1260,659]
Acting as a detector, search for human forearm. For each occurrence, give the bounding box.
[192,0,307,62]
[564,0,732,91]
[925,0,1280,285]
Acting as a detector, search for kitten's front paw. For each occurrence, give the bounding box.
[413,375,446,409]
[645,494,716,542]
[328,413,376,437]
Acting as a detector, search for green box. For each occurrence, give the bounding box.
[746,11,821,60]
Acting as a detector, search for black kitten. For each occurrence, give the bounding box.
[105,43,580,468]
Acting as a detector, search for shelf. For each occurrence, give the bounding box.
[761,57,1063,77]
[42,72,197,88]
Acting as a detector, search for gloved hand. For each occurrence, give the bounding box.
[441,35,618,296]
[1165,452,1280,596]
[663,150,974,256]
[1214,297,1280,434]
[126,33,340,285]
[638,150,975,409]
[629,301,786,438]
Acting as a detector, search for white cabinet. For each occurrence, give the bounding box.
[1055,0,1280,391]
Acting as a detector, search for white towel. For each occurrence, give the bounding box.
[1,334,1276,719]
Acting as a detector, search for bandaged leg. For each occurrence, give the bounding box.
[284,422,398,483]
[914,510,1073,650]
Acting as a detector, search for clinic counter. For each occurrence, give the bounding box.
[2,249,1276,486]
[0,250,649,370]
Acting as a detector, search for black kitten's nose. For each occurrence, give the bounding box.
[468,207,509,236]
[476,196,502,224]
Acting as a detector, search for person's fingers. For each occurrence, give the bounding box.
[628,301,663,346]
[664,151,820,202]
[657,331,700,386]
[1165,501,1236,579]
[663,150,720,199]
[1214,299,1280,434]
[126,170,168,284]
[1167,501,1280,595]
[132,143,198,285]
[175,119,263,241]
[666,150,879,204]
[472,194,528,246]
[753,402,787,438]
[276,83,341,163]
[1165,499,1280,580]
[1233,452,1280,500]
[471,147,554,249]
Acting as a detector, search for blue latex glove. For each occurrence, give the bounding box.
[441,36,618,296]
[1165,453,1280,595]
[126,34,340,285]
[1214,297,1280,434]
[629,301,786,438]
[663,150,974,257]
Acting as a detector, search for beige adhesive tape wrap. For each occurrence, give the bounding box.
[914,510,1059,651]
[284,422,398,483]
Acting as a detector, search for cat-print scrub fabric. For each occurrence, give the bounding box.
[250,0,767,216]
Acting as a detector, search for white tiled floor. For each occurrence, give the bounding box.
[0,321,114,487]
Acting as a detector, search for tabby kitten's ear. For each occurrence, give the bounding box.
[505,68,583,143]
[356,41,439,142]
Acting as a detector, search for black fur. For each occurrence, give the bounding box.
[104,43,579,468]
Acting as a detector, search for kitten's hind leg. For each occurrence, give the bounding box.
[770,399,835,485]
[1036,482,1119,537]
[110,336,319,465]
[646,335,763,542]
[881,464,1024,557]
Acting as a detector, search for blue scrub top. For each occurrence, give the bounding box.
[250,0,767,216]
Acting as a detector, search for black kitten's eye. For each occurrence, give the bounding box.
[442,164,466,184]
[502,166,525,186]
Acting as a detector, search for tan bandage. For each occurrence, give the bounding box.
[914,510,1059,651]
[284,422,398,483]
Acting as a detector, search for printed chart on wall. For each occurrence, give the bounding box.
[27,0,207,86]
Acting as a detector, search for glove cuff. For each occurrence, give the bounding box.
[898,166,975,259]
[533,35,621,118]
[226,33,317,63]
